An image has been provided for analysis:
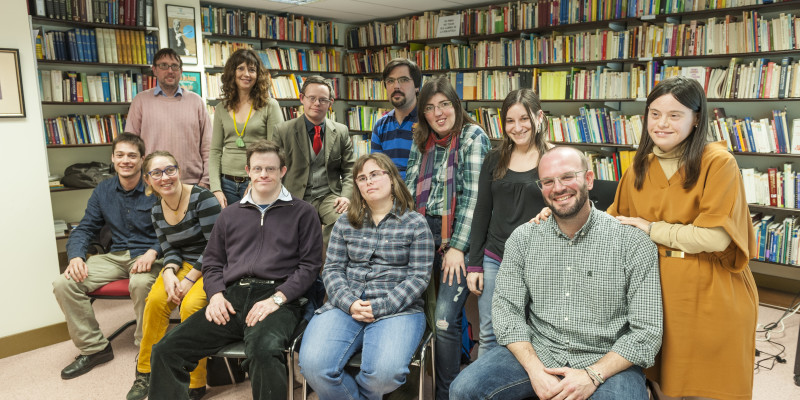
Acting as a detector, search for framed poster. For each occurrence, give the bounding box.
[166,4,198,65]
[180,71,202,97]
[0,48,25,118]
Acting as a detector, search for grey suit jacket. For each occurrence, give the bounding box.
[273,115,355,200]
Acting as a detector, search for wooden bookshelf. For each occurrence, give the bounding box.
[203,33,343,48]
[31,17,155,31]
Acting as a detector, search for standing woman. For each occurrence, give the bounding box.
[210,48,284,207]
[404,75,490,400]
[609,76,757,400]
[126,151,222,400]
[466,89,550,356]
[299,153,434,400]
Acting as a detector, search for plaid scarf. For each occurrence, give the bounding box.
[416,130,460,252]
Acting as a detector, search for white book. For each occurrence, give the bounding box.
[92,78,104,104]
[108,71,117,102]
[87,76,99,102]
[742,168,756,204]
[51,70,63,102]
[785,164,795,210]
[790,118,800,154]
[41,71,52,102]
[96,28,106,63]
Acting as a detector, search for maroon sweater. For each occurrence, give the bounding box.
[202,196,322,301]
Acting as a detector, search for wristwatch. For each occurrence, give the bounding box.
[271,294,284,306]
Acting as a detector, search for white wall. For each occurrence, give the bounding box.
[0,1,64,337]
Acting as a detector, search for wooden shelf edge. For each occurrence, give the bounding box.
[31,16,155,31]
[47,143,113,148]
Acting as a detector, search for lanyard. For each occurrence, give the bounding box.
[233,104,253,148]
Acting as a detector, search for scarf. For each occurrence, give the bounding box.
[416,129,461,252]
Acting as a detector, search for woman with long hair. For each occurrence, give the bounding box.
[126,151,221,400]
[299,153,433,400]
[466,88,551,356]
[404,75,490,400]
[209,48,284,207]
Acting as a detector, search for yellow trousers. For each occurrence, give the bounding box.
[138,262,208,388]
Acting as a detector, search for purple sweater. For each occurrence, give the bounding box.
[201,196,323,301]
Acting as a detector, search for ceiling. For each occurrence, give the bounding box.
[208,0,498,24]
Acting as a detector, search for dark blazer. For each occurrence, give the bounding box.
[273,116,355,200]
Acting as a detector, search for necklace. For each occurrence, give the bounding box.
[233,103,253,148]
[162,183,185,218]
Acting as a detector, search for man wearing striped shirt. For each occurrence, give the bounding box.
[451,147,662,400]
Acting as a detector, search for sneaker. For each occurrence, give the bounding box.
[126,372,150,400]
[188,386,207,400]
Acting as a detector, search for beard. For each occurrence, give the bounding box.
[546,184,589,219]
[390,92,408,108]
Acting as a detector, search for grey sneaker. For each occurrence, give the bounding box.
[126,372,150,400]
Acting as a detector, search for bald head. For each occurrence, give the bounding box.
[539,146,589,172]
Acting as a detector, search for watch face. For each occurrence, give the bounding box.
[273,295,283,305]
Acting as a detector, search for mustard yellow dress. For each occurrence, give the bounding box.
[608,141,758,400]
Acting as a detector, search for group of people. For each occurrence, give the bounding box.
[51,49,758,400]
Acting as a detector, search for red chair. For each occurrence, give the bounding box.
[87,278,136,341]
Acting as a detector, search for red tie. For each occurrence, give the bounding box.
[313,125,322,155]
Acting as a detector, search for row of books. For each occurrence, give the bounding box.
[468,107,504,139]
[347,106,390,132]
[548,110,644,146]
[752,213,800,266]
[711,108,800,153]
[352,136,371,159]
[201,41,343,74]
[38,69,154,103]
[202,41,253,68]
[43,113,126,145]
[585,150,637,182]
[200,5,339,45]
[346,0,787,47]
[345,12,798,74]
[36,27,157,65]
[29,0,153,26]
[742,164,799,208]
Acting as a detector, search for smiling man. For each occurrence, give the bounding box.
[125,48,212,187]
[450,146,663,400]
[149,140,322,400]
[273,75,355,245]
[53,133,162,380]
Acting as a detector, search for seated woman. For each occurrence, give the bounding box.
[126,151,222,400]
[299,153,434,400]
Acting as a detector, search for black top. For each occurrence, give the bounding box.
[467,149,546,271]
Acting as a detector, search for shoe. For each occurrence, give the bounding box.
[188,386,207,400]
[126,372,150,400]
[60,343,114,379]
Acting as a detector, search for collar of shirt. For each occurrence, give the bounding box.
[304,116,325,137]
[545,202,598,240]
[154,82,184,97]
[113,176,147,194]
[364,204,403,227]
[240,185,292,206]
[387,107,418,124]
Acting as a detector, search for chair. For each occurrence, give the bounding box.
[87,278,136,341]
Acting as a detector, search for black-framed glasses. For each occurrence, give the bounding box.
[423,101,454,114]
[356,170,390,184]
[385,77,412,85]
[535,170,588,190]
[155,63,181,71]
[303,95,332,106]
[147,165,179,179]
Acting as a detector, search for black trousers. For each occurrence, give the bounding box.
[149,278,301,400]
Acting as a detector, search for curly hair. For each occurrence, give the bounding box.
[220,49,272,111]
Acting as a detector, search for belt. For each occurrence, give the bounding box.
[222,174,249,183]
[238,277,278,286]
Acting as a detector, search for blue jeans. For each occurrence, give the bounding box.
[450,346,649,400]
[476,255,500,357]
[299,309,425,400]
[220,175,249,204]
[425,214,471,400]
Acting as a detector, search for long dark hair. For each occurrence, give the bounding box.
[221,49,271,111]
[632,76,708,190]
[412,75,478,154]
[347,153,415,229]
[494,89,550,180]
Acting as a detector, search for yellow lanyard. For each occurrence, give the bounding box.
[233,104,253,148]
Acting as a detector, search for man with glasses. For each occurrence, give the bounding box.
[53,133,163,379]
[450,146,663,400]
[371,58,422,179]
[149,140,322,400]
[273,75,355,245]
[125,48,212,188]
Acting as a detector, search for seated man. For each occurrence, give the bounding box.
[149,140,323,400]
[53,133,162,379]
[450,146,663,400]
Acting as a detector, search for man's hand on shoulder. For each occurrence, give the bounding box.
[541,367,597,400]
[205,292,236,325]
[130,249,158,274]
[64,257,89,282]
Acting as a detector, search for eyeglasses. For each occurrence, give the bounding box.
[303,95,332,106]
[249,166,280,175]
[535,170,588,190]
[385,77,412,86]
[155,63,181,71]
[356,170,389,184]
[236,65,258,74]
[423,101,454,114]
[147,165,179,179]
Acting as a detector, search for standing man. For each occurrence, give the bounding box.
[450,147,663,400]
[125,48,212,187]
[371,58,422,179]
[149,140,322,400]
[273,75,355,244]
[53,133,162,380]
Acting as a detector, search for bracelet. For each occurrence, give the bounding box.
[163,266,178,275]
[184,276,196,283]
[585,366,605,385]
[584,369,599,387]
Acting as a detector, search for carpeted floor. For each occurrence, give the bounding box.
[0,299,797,399]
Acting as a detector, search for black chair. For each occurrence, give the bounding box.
[589,179,619,212]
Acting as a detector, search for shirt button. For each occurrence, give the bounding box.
[567,267,571,271]
[564,317,569,321]
[385,240,389,243]
[565,292,570,297]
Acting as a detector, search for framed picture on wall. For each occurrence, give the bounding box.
[180,71,202,97]
[165,4,198,65]
[0,48,25,118]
